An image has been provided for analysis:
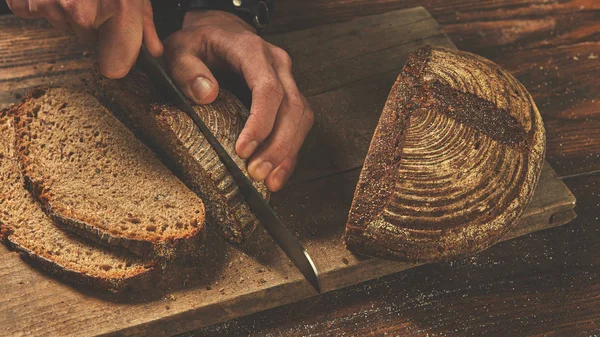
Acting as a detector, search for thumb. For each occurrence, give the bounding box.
[164,47,219,105]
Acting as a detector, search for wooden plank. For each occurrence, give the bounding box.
[192,173,597,337]
[0,7,577,337]
[190,0,599,335]
[0,162,575,337]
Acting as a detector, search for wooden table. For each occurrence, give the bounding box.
[186,1,600,336]
[0,0,598,335]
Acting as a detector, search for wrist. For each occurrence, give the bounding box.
[184,10,256,33]
[181,0,273,34]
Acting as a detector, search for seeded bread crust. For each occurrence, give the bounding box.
[13,87,206,260]
[344,46,546,262]
[92,68,269,243]
[0,110,156,293]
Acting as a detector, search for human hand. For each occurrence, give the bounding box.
[6,0,163,78]
[164,10,314,192]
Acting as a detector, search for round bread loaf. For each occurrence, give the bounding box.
[344,46,546,262]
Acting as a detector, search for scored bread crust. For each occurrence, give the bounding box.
[0,110,156,293]
[13,87,206,260]
[92,68,269,243]
[345,46,546,262]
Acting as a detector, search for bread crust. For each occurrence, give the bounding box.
[0,109,157,294]
[345,46,546,262]
[92,68,269,243]
[12,87,206,261]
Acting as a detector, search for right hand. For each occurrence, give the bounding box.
[6,0,163,78]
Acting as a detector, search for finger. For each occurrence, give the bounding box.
[142,0,163,57]
[265,97,314,191]
[67,20,97,44]
[7,0,35,18]
[265,156,297,192]
[247,49,304,181]
[163,42,219,104]
[232,44,284,160]
[97,2,144,79]
[38,2,71,32]
[26,0,71,32]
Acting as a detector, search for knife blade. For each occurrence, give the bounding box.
[136,45,321,293]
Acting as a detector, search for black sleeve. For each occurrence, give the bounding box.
[150,0,185,39]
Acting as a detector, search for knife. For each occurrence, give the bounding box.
[136,45,321,293]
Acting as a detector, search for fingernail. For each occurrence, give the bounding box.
[239,140,258,159]
[191,77,214,103]
[250,161,273,181]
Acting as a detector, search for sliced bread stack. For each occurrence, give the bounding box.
[1,87,208,292]
[0,109,153,293]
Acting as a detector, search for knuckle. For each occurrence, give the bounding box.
[240,31,262,45]
[304,108,315,126]
[60,0,90,27]
[261,78,284,99]
[266,141,292,162]
[58,0,76,12]
[286,94,304,111]
[272,47,292,70]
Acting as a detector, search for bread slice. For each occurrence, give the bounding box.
[13,87,206,260]
[0,112,154,293]
[92,68,269,243]
[344,46,546,262]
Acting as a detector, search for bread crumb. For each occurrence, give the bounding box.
[589,53,598,60]
[573,56,579,61]
[168,295,176,301]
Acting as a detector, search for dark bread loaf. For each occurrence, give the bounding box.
[345,46,546,262]
[0,112,155,293]
[13,87,206,260]
[92,68,269,243]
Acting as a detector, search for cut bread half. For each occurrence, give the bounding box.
[345,46,546,262]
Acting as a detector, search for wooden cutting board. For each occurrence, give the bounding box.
[0,7,576,337]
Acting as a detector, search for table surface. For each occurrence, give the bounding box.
[185,1,599,336]
[0,0,598,336]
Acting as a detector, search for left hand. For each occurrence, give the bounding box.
[163,10,314,192]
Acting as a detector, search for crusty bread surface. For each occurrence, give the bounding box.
[345,46,546,262]
[93,68,268,243]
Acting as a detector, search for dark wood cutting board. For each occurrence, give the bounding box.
[0,7,576,337]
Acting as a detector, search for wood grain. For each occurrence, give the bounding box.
[187,173,598,337]
[187,0,599,335]
[0,9,574,335]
